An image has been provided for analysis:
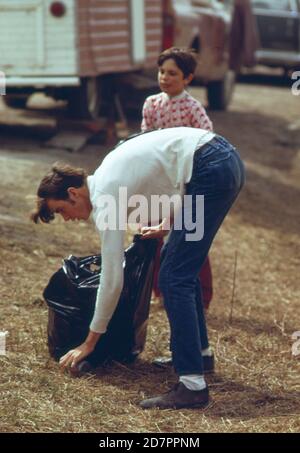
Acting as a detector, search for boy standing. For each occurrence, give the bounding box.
[142,48,214,320]
[142,47,212,132]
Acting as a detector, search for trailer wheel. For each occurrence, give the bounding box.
[3,95,29,109]
[68,77,102,120]
[206,70,235,111]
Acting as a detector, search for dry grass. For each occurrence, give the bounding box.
[0,80,300,432]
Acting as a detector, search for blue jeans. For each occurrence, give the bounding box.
[158,135,245,376]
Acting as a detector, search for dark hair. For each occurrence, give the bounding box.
[157,47,198,78]
[31,162,87,223]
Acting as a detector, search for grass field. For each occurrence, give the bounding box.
[0,80,300,432]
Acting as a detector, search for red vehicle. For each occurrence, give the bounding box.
[162,0,258,110]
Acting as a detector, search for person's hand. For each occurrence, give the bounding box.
[59,342,95,371]
[140,219,170,240]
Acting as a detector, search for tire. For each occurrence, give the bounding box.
[68,77,101,120]
[207,70,236,111]
[3,95,28,109]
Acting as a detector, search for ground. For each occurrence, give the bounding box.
[0,73,300,433]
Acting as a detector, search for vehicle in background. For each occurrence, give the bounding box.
[162,0,235,110]
[0,0,162,119]
[251,0,300,73]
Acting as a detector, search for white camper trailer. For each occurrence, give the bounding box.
[0,0,162,118]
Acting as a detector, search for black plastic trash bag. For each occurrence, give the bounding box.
[43,235,158,367]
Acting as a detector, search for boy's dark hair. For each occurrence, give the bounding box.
[31,162,87,224]
[157,47,198,78]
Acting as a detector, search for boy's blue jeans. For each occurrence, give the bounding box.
[158,135,245,376]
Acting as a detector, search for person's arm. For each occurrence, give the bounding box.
[140,217,173,239]
[190,102,213,131]
[60,229,125,370]
[89,229,125,333]
[59,330,101,370]
[141,97,154,132]
[140,190,186,239]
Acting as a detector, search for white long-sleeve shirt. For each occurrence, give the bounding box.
[87,127,215,333]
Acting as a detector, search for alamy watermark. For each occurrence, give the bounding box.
[0,331,8,356]
[0,71,6,96]
[95,188,204,241]
[291,71,300,96]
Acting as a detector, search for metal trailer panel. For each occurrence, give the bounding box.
[0,0,77,84]
[77,0,162,77]
[0,0,162,87]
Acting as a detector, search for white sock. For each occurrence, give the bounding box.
[202,347,213,357]
[179,375,206,391]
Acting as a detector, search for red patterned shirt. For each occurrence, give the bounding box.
[141,90,213,132]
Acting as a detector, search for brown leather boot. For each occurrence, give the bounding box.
[140,383,209,410]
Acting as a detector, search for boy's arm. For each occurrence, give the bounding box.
[59,229,125,370]
[190,102,213,131]
[140,217,173,239]
[89,229,125,333]
[141,97,154,131]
